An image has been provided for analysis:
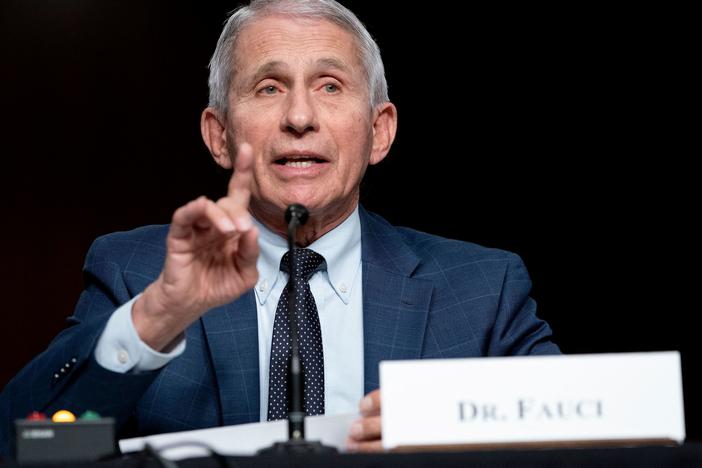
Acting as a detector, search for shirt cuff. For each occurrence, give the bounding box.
[94,294,186,373]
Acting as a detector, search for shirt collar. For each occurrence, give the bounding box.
[253,205,361,306]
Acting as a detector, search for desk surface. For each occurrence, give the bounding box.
[3,443,702,467]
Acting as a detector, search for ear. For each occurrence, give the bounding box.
[369,102,398,166]
[201,107,233,169]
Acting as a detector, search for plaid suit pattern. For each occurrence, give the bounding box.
[0,207,558,455]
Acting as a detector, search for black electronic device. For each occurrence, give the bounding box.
[14,415,116,463]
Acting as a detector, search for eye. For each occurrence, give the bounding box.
[259,85,278,95]
[324,83,339,93]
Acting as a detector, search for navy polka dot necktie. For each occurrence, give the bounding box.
[267,248,326,421]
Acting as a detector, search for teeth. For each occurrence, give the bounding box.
[285,160,314,168]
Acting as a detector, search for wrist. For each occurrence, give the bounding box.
[132,278,200,352]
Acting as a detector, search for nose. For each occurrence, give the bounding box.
[280,87,319,136]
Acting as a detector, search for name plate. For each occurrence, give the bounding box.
[380,352,685,450]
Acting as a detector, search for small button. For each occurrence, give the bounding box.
[339,283,348,294]
[80,410,101,420]
[117,349,129,364]
[26,411,47,421]
[52,410,76,423]
[258,280,268,293]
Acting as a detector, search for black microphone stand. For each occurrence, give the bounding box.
[257,204,337,455]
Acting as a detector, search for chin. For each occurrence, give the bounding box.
[257,195,323,217]
[279,192,327,212]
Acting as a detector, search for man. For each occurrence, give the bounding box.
[0,0,558,456]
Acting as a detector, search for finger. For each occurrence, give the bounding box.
[170,197,236,239]
[346,438,383,453]
[202,199,239,234]
[348,416,381,442]
[226,142,254,212]
[217,196,252,233]
[236,225,260,270]
[359,389,381,416]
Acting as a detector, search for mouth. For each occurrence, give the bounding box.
[273,152,330,168]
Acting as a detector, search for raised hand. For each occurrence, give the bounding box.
[132,143,260,351]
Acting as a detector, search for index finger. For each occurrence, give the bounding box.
[226,142,254,211]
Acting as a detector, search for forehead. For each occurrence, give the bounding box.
[233,15,363,74]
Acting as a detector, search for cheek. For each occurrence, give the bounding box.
[349,110,373,142]
[230,104,279,140]
[336,113,373,165]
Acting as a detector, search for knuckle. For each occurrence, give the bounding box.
[216,197,232,210]
[370,418,381,435]
[361,418,375,434]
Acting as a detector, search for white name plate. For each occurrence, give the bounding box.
[380,352,685,450]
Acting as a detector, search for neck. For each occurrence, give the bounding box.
[251,197,358,247]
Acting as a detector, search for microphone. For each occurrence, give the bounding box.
[257,204,337,454]
[284,203,309,229]
[284,204,308,442]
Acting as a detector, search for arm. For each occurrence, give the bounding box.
[0,144,259,456]
[346,252,560,453]
[0,238,163,455]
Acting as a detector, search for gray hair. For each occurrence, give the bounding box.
[207,0,389,114]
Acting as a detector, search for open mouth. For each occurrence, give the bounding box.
[274,155,328,168]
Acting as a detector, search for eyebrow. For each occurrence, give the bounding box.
[314,57,352,75]
[249,60,288,87]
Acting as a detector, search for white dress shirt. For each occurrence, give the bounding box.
[94,206,364,421]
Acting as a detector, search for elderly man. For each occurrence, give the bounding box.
[0,0,558,456]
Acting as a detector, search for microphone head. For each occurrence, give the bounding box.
[285,204,309,226]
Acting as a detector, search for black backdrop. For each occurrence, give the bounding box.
[1,1,697,438]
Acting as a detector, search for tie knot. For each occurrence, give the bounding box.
[280,248,326,281]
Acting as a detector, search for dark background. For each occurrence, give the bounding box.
[1,1,697,437]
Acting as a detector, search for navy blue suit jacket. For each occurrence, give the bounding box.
[0,207,558,454]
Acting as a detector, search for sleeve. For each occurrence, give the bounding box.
[0,235,164,456]
[486,253,561,356]
[94,294,185,373]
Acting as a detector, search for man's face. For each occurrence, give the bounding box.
[222,15,385,223]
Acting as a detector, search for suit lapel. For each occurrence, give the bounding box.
[201,290,260,425]
[198,208,432,418]
[360,208,433,394]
